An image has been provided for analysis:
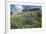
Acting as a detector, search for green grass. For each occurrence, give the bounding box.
[10,11,42,29]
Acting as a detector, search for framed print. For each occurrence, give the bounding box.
[5,2,45,34]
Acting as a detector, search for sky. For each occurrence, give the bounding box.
[10,5,23,12]
[10,4,42,12]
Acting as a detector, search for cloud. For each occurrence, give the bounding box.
[10,5,23,12]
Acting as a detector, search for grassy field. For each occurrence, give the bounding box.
[10,10,42,29]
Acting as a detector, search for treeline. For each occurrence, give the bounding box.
[23,8,40,11]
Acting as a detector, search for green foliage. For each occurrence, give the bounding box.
[10,11,42,29]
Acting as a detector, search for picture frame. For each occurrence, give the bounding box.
[5,1,45,34]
